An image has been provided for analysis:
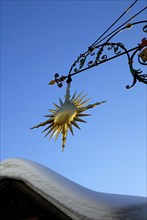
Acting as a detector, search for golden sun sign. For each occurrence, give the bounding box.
[31,83,106,151]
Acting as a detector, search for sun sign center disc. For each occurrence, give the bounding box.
[55,103,76,125]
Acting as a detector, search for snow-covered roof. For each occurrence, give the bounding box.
[0,158,146,220]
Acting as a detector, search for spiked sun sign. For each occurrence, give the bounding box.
[31,83,106,151]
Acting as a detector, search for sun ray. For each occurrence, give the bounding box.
[44,114,54,117]
[73,92,83,104]
[54,126,61,141]
[49,128,58,140]
[41,123,54,133]
[74,117,87,123]
[77,98,91,107]
[59,98,63,106]
[68,124,74,136]
[53,103,60,109]
[77,113,91,117]
[49,109,56,113]
[71,120,81,130]
[70,91,77,103]
[61,124,68,151]
[31,83,106,151]
[30,118,54,129]
[75,93,88,106]
[44,125,56,138]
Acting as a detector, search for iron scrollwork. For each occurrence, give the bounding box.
[50,20,147,89]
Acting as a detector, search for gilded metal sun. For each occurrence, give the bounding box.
[31,83,106,151]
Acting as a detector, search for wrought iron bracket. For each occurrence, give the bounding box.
[49,19,147,89]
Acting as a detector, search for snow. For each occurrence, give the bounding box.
[0,158,146,220]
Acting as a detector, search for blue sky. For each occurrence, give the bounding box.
[1,0,146,197]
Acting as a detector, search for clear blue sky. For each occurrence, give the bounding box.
[1,0,146,197]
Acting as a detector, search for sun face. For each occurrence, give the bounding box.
[31,83,106,151]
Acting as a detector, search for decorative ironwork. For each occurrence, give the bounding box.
[49,1,147,89]
[32,1,147,150]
